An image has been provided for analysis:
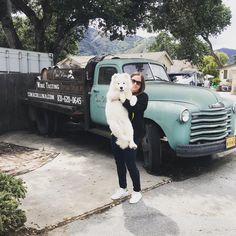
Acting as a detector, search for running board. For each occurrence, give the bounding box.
[88,128,111,139]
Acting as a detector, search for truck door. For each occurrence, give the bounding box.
[90,66,118,125]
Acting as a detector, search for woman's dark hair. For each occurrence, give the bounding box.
[131,72,145,94]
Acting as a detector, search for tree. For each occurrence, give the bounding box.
[1,0,232,65]
[0,26,9,48]
[147,0,231,68]
[149,31,210,66]
[0,0,150,62]
[148,32,179,59]
[199,52,229,77]
[0,0,22,48]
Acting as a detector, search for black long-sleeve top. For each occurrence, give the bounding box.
[123,92,148,144]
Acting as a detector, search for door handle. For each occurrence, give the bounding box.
[93,89,99,93]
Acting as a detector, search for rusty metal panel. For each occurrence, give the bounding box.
[27,68,86,107]
[45,68,85,81]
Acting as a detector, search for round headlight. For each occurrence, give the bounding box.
[232,103,236,113]
[180,109,190,122]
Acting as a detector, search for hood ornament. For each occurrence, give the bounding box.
[209,102,224,109]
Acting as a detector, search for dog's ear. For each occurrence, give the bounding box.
[112,73,118,80]
[123,73,132,87]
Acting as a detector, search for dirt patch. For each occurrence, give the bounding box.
[0,142,59,176]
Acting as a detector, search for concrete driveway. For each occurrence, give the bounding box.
[48,150,236,236]
[0,130,170,231]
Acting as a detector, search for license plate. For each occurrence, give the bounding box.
[226,136,236,149]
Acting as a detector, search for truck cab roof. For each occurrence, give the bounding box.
[97,57,164,67]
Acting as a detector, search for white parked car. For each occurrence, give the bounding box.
[168,71,204,86]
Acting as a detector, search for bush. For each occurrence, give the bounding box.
[211,77,221,87]
[0,173,27,236]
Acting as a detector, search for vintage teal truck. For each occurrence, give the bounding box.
[24,56,236,173]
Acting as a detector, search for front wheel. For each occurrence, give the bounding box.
[142,121,163,173]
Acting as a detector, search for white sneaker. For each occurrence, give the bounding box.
[129,191,142,204]
[111,188,129,200]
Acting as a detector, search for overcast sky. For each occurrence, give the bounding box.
[136,0,236,50]
[210,0,236,49]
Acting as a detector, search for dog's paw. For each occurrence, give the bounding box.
[116,139,128,149]
[119,92,126,103]
[125,91,132,100]
[130,95,137,106]
[129,141,137,150]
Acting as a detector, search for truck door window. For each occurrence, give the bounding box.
[98,67,117,85]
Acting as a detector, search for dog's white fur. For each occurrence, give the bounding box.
[105,73,137,149]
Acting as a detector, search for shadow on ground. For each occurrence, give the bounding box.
[54,126,235,183]
[157,150,233,182]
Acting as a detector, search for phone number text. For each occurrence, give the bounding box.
[57,95,82,105]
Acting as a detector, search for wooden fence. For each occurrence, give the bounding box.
[0,73,36,134]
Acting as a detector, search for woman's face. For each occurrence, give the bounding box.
[131,75,142,94]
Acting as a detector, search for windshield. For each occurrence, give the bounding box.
[123,63,169,82]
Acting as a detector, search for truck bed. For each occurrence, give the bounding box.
[25,68,88,117]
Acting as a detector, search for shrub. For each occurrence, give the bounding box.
[211,77,221,87]
[0,173,27,236]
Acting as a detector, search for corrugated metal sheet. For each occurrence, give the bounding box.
[0,47,53,73]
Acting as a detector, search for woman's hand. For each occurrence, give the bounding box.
[130,95,137,106]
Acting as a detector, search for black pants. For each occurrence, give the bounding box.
[111,135,141,192]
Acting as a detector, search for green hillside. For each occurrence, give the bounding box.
[79,28,155,55]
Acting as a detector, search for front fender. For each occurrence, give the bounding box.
[144,101,192,150]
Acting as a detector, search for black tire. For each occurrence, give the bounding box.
[48,113,63,136]
[27,106,37,132]
[142,121,162,173]
[35,109,53,135]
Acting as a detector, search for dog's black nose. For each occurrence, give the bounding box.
[120,86,123,91]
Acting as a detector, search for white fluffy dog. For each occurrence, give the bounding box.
[105,73,137,149]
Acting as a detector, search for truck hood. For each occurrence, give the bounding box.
[146,82,227,110]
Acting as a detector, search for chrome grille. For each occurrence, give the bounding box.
[190,107,231,143]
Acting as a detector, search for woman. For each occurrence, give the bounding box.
[111,72,148,204]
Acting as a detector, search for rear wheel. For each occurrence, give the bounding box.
[142,121,163,173]
[35,109,53,135]
[48,113,64,136]
[27,106,37,131]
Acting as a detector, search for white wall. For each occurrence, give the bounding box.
[0,47,53,73]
